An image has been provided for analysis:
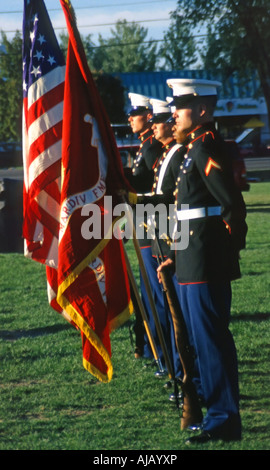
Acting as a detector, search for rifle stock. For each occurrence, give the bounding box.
[122,200,174,380]
[154,229,203,429]
[159,266,203,429]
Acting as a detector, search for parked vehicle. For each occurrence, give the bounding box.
[0,142,22,168]
[112,124,139,168]
[236,128,270,158]
[225,140,250,192]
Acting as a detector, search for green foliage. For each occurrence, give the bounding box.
[159,13,197,70]
[2,2,270,132]
[0,183,270,450]
[91,20,158,73]
[175,0,270,122]
[58,31,127,123]
[92,73,127,123]
[176,0,270,72]
[0,31,22,142]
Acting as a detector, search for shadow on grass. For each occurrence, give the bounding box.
[246,203,270,214]
[0,323,71,341]
[231,313,270,322]
[246,203,270,207]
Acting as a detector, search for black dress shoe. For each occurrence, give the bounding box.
[154,369,167,378]
[163,380,173,390]
[187,423,203,432]
[169,391,183,402]
[185,431,213,445]
[185,428,241,445]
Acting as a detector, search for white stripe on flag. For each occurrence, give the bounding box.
[45,236,59,268]
[36,190,61,222]
[27,66,66,108]
[28,140,62,186]
[28,101,63,147]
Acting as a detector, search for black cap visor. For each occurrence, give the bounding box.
[170,93,218,109]
[166,115,175,124]
[169,93,198,108]
[148,112,172,123]
[128,106,151,116]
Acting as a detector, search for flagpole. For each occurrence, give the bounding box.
[123,245,164,373]
[122,200,174,380]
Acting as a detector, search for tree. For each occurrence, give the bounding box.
[0,32,22,142]
[93,73,127,123]
[173,0,270,125]
[91,20,159,73]
[59,31,96,67]
[159,14,197,70]
[58,32,126,123]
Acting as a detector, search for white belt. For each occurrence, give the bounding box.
[177,206,221,221]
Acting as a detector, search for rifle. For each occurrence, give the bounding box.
[121,199,175,381]
[123,244,165,375]
[154,230,203,430]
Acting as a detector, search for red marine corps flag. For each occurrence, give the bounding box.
[23,0,133,382]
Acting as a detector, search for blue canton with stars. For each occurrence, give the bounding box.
[22,0,65,98]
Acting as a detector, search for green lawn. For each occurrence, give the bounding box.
[0,182,269,451]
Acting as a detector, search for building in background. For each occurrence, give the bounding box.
[114,70,270,152]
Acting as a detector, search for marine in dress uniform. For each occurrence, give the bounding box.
[132,98,186,383]
[125,93,164,361]
[158,79,248,443]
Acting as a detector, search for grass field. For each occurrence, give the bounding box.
[0,182,270,453]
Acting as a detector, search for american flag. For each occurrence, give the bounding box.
[22,0,65,267]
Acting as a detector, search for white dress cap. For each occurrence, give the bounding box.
[128,92,151,108]
[150,98,171,114]
[166,96,175,113]
[167,78,221,97]
[148,98,172,123]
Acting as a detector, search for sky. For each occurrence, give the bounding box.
[0,0,178,43]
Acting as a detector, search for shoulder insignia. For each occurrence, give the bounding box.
[190,130,215,144]
[202,130,215,142]
[205,157,222,176]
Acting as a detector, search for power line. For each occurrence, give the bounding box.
[88,34,208,49]
[0,0,175,15]
[0,34,209,57]
[1,18,172,34]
